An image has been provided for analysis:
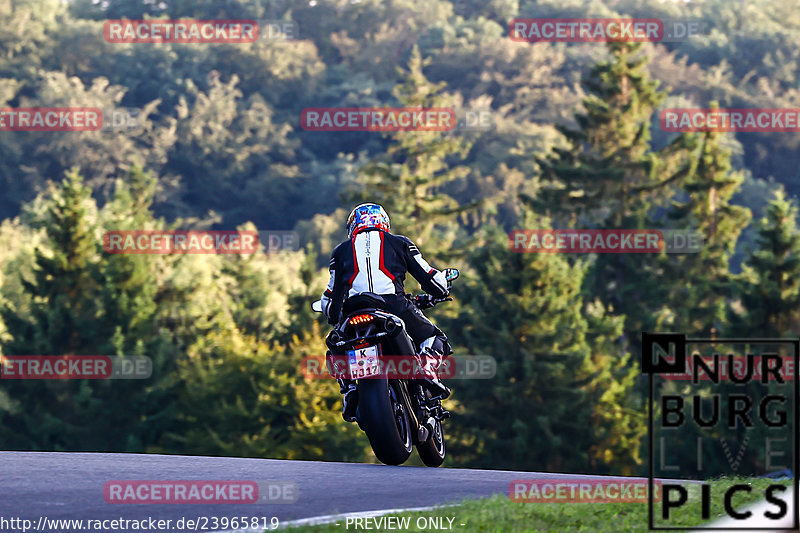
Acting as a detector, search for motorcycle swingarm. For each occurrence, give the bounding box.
[390,379,427,445]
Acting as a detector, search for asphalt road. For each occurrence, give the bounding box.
[0,452,656,532]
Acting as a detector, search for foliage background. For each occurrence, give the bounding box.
[1,0,799,475]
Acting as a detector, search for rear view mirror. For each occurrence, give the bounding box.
[311,300,323,312]
[443,268,459,282]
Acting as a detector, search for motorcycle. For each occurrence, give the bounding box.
[311,268,459,467]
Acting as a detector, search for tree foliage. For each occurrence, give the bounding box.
[0,0,796,475]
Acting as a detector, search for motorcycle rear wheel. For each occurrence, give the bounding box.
[357,376,413,465]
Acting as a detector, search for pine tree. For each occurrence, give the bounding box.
[442,219,645,474]
[535,42,672,229]
[664,124,751,336]
[652,190,800,479]
[0,170,104,449]
[96,167,185,451]
[4,169,101,354]
[0,169,203,451]
[732,189,800,337]
[533,42,684,352]
[99,166,161,348]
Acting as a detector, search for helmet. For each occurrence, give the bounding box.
[346,203,391,238]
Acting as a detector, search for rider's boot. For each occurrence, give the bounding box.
[338,378,358,422]
[418,337,451,400]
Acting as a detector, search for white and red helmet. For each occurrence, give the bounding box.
[346,203,391,238]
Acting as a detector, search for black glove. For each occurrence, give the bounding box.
[416,294,452,309]
[414,294,433,309]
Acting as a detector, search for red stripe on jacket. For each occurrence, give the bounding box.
[379,232,396,281]
[348,238,359,287]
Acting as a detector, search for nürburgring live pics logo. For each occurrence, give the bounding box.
[642,332,799,530]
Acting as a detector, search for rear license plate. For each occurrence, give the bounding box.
[348,345,380,378]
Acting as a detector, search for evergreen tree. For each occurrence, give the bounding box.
[732,189,800,337]
[0,170,106,449]
[97,167,185,450]
[99,166,161,349]
[652,190,799,481]
[532,42,694,354]
[4,169,101,354]
[442,220,645,474]
[535,42,672,229]
[664,125,751,336]
[0,169,186,451]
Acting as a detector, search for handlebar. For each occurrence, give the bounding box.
[406,293,453,310]
[404,267,459,309]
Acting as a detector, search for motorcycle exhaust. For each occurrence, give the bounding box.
[417,416,437,443]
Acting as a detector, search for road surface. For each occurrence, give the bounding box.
[0,452,661,531]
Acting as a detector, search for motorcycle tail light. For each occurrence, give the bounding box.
[349,314,374,325]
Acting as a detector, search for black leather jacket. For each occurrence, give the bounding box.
[320,229,449,323]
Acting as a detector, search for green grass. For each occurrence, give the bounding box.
[285,477,792,532]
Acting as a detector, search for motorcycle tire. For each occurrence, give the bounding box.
[357,375,413,465]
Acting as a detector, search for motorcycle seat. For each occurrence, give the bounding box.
[342,292,387,315]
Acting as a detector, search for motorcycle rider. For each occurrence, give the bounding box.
[320,203,452,422]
